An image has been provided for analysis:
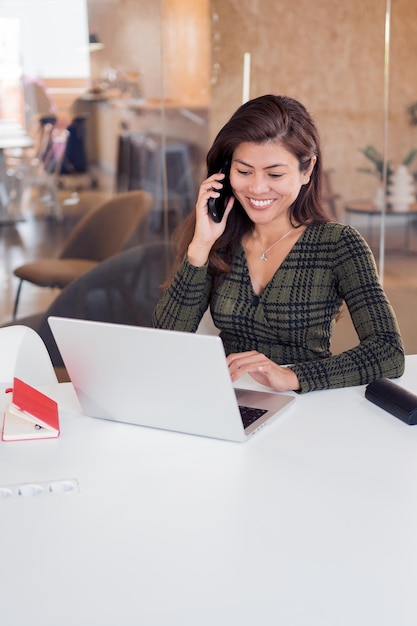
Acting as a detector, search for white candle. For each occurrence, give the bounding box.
[242,52,251,104]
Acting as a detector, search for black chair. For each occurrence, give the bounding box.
[12,190,153,318]
[3,241,174,368]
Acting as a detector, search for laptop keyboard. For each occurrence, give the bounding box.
[239,405,268,429]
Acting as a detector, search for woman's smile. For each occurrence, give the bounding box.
[248,198,276,209]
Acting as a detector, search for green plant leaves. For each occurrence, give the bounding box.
[357,144,417,181]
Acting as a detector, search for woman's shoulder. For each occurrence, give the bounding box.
[302,222,374,268]
[306,221,366,243]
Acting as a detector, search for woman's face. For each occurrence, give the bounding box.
[229,141,315,225]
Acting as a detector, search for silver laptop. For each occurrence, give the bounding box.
[48,316,295,442]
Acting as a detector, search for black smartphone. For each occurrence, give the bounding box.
[207,160,232,222]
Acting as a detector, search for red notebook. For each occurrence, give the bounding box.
[2,377,60,441]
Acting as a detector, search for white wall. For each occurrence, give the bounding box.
[0,0,90,78]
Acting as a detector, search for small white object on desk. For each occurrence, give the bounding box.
[0,326,57,388]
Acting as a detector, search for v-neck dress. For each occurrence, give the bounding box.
[152,222,404,392]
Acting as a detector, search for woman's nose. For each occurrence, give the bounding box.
[248,174,269,194]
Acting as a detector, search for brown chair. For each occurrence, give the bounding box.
[12,190,153,318]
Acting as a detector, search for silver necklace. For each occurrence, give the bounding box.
[258,228,293,261]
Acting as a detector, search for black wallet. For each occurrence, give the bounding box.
[365,378,417,425]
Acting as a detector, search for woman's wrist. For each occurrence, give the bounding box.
[284,367,301,392]
[187,241,212,267]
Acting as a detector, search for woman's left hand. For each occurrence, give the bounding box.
[226,351,300,392]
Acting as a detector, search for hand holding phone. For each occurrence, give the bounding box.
[207,160,232,223]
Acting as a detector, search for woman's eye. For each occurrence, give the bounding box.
[234,169,283,178]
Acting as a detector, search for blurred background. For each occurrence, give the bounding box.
[0,0,416,356]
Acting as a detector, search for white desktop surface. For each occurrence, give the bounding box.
[1,356,417,626]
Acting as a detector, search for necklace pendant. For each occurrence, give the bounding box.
[259,252,268,261]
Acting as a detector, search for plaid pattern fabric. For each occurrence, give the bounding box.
[153,223,404,392]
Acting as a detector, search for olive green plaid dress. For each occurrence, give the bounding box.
[153,223,404,392]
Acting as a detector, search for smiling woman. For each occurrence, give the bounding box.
[152,94,405,394]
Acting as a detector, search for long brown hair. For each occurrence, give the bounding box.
[169,94,331,285]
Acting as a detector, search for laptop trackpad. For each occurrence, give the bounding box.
[234,388,295,413]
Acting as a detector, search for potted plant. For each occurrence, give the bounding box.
[357,145,417,181]
[357,145,417,209]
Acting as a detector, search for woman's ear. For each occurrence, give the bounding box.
[309,155,317,174]
[303,156,317,184]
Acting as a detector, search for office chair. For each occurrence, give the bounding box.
[4,241,174,368]
[12,190,153,318]
[9,124,70,219]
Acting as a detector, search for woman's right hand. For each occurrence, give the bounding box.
[187,173,235,267]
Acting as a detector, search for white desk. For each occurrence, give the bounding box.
[1,356,417,626]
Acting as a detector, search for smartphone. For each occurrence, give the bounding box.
[207,160,232,222]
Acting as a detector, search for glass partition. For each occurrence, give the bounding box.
[2,0,416,264]
[209,1,417,277]
[84,0,210,240]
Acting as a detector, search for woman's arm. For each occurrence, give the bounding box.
[153,171,235,332]
[152,256,213,332]
[291,226,405,392]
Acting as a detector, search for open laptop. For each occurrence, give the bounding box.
[48,316,295,442]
